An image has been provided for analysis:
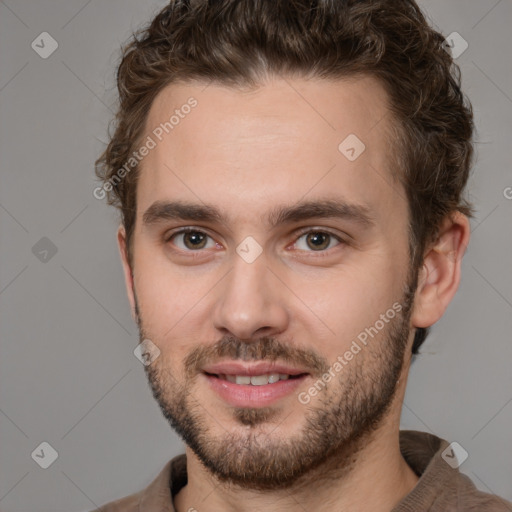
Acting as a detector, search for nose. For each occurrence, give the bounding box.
[212,251,290,341]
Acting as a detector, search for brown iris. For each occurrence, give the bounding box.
[183,231,208,250]
[305,232,330,251]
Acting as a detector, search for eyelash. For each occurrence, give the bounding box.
[165,227,346,256]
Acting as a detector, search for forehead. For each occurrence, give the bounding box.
[136,76,404,227]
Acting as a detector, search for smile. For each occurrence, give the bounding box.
[206,373,296,385]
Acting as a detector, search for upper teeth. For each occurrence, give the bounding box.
[221,374,291,385]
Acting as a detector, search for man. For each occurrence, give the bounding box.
[94,0,511,510]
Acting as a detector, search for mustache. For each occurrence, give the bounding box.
[184,335,330,378]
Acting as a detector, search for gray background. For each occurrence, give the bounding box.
[0,1,511,510]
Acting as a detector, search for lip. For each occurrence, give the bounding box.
[202,361,308,377]
[201,360,310,408]
[203,373,308,407]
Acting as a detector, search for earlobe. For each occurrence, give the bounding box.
[117,225,137,322]
[411,212,470,329]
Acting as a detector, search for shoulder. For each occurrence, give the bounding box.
[455,473,512,512]
[397,431,512,511]
[92,490,141,511]
[90,456,183,512]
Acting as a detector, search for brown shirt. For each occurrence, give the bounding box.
[94,430,512,511]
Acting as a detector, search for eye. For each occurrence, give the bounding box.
[293,230,342,252]
[166,227,344,255]
[167,228,217,251]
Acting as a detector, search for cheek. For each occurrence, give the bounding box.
[133,237,195,295]
[290,268,400,356]
[132,259,194,338]
[132,255,219,366]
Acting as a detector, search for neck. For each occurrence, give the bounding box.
[174,373,419,512]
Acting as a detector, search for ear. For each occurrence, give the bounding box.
[117,225,137,322]
[411,212,470,329]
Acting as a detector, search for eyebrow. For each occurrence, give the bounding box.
[142,198,375,229]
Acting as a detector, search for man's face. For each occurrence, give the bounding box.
[125,76,416,489]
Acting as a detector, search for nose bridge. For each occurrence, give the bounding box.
[212,248,289,340]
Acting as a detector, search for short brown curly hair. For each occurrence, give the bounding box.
[95,0,474,354]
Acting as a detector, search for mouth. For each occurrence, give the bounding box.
[201,362,310,407]
[204,372,305,385]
